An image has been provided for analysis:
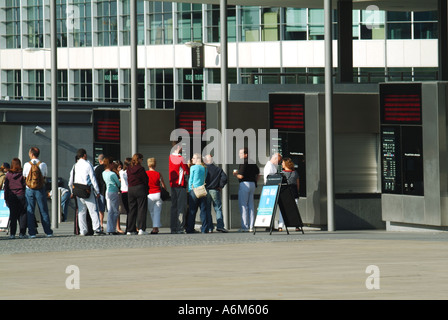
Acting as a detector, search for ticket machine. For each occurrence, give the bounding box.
[93,109,121,164]
[381,82,448,229]
[269,93,306,197]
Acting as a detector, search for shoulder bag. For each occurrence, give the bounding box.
[72,166,91,199]
[192,167,208,199]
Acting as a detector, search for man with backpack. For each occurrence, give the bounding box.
[23,147,53,238]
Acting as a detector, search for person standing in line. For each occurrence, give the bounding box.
[114,160,125,234]
[281,157,301,231]
[4,158,27,239]
[0,162,9,189]
[168,143,189,234]
[94,154,106,231]
[68,148,104,236]
[187,153,209,233]
[23,147,53,238]
[102,157,121,235]
[126,153,149,235]
[118,158,131,234]
[146,157,167,234]
[233,147,260,232]
[263,153,284,230]
[204,155,228,233]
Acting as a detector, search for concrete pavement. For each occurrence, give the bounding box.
[1,222,448,300]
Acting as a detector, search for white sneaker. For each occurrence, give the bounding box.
[138,230,148,235]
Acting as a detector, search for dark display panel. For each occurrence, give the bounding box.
[381,126,401,194]
[93,110,121,143]
[381,126,423,196]
[93,110,121,164]
[401,126,423,195]
[380,83,422,125]
[94,143,121,166]
[175,102,206,135]
[175,102,206,160]
[269,94,305,132]
[276,132,306,197]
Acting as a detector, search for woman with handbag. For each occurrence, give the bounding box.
[146,157,167,234]
[125,153,149,235]
[186,153,210,234]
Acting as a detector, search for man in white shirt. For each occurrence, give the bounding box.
[68,148,104,236]
[263,153,285,230]
[263,153,282,184]
[23,147,53,238]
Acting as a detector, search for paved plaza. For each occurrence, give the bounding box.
[1,221,448,301]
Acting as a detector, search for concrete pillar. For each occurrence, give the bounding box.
[439,0,448,80]
[337,0,353,83]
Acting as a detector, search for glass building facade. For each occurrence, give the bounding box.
[0,1,439,108]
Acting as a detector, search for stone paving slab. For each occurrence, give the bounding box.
[1,222,448,301]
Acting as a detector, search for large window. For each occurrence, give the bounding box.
[149,68,174,109]
[261,8,279,41]
[387,11,411,39]
[24,70,45,100]
[54,70,68,100]
[24,0,44,48]
[177,68,203,100]
[413,11,437,39]
[121,69,145,107]
[2,70,21,99]
[308,9,324,40]
[205,5,236,43]
[95,0,118,46]
[284,8,307,40]
[55,0,67,47]
[96,69,118,102]
[70,0,92,47]
[240,6,260,41]
[360,8,385,39]
[1,0,21,48]
[120,0,145,45]
[176,3,202,43]
[71,69,93,101]
[148,1,173,44]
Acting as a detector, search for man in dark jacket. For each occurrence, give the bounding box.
[204,155,228,232]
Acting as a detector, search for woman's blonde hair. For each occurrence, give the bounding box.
[147,157,156,169]
[193,153,207,168]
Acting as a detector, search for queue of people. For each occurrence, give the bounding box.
[1,145,300,238]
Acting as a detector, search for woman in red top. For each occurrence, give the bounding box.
[146,157,167,234]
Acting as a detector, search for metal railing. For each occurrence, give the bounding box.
[241,71,439,84]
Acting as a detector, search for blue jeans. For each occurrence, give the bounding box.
[206,189,224,230]
[26,187,53,236]
[238,181,255,230]
[187,190,210,233]
[61,191,70,222]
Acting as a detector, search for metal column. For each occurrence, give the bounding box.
[130,0,138,155]
[220,0,229,228]
[50,0,58,229]
[324,0,335,231]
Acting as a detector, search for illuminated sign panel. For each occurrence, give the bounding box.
[380,83,422,125]
[269,94,305,132]
[94,110,120,143]
[176,111,206,135]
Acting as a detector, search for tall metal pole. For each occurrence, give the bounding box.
[220,0,229,229]
[130,0,138,155]
[324,0,335,231]
[50,0,58,229]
